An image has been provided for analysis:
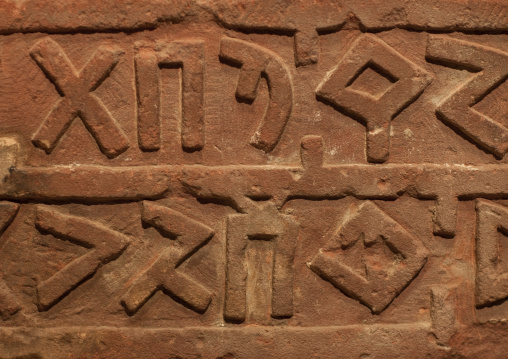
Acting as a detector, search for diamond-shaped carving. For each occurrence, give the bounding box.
[347,63,398,100]
[309,201,428,314]
[316,34,432,163]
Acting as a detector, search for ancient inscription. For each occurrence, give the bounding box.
[475,199,508,307]
[430,286,458,345]
[30,38,129,158]
[135,40,205,152]
[121,201,214,314]
[309,201,428,313]
[426,35,508,159]
[0,202,20,320]
[34,206,130,310]
[211,1,347,67]
[224,202,298,322]
[316,34,432,163]
[1,1,508,357]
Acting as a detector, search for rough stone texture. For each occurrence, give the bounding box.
[0,0,508,358]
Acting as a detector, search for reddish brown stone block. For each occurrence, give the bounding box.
[1,1,508,358]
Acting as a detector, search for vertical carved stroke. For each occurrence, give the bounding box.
[0,201,21,320]
[475,200,508,307]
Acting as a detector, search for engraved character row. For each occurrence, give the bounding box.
[0,198,506,322]
[28,34,508,162]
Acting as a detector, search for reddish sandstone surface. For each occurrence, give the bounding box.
[1,1,508,358]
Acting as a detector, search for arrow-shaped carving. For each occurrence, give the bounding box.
[426,35,508,158]
[121,201,214,315]
[35,206,130,310]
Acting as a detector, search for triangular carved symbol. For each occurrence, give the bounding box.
[34,206,130,310]
[309,201,428,314]
[426,35,508,158]
[475,199,508,307]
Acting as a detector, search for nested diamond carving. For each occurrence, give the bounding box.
[347,63,398,100]
[309,201,428,314]
[316,34,432,163]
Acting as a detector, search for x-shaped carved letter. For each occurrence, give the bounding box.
[30,38,129,158]
[121,201,214,315]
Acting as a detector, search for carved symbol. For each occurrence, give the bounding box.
[0,202,19,242]
[135,40,205,152]
[34,206,130,310]
[430,286,457,345]
[30,37,128,158]
[475,200,508,307]
[219,37,293,152]
[121,201,214,315]
[316,34,432,163]
[209,1,348,67]
[426,35,508,158]
[309,201,427,314]
[224,202,298,322]
[0,201,21,320]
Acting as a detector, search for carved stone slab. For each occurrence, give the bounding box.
[1,1,508,358]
